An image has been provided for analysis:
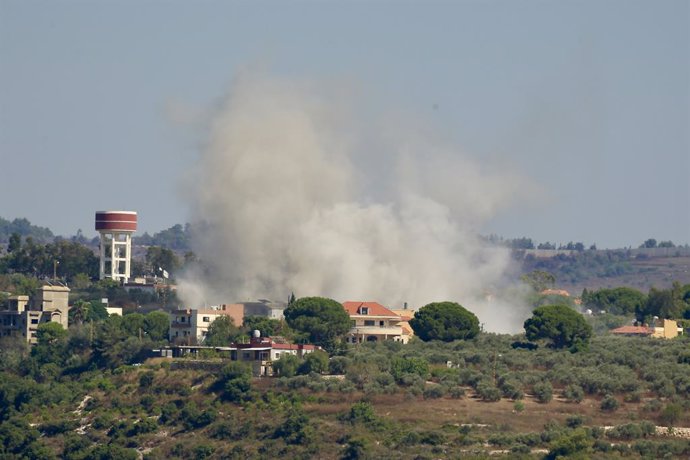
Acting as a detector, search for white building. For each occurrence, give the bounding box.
[169,305,243,344]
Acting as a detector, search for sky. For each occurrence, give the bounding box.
[0,0,688,250]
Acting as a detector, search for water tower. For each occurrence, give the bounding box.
[95,211,137,283]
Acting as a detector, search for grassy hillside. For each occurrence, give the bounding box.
[2,334,689,459]
[521,251,690,295]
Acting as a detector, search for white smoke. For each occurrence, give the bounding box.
[180,73,535,332]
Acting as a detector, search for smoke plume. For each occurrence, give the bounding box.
[181,73,533,332]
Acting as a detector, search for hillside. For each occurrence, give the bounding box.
[520,249,690,296]
[2,333,689,459]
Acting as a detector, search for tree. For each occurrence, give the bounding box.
[298,350,329,375]
[69,300,91,326]
[144,311,170,342]
[283,297,351,349]
[216,362,252,402]
[409,301,480,342]
[638,283,688,321]
[520,270,556,292]
[583,287,646,315]
[7,233,21,253]
[273,353,300,377]
[524,305,592,351]
[640,238,657,249]
[145,246,180,277]
[32,322,68,366]
[242,316,286,337]
[204,316,240,346]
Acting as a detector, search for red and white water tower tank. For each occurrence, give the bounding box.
[95,211,137,283]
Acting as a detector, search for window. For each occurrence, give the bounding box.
[379,321,385,327]
[360,307,369,315]
[180,317,186,323]
[364,320,375,327]
[203,316,210,322]
[31,318,39,324]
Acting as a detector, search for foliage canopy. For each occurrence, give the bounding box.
[283,297,351,349]
[524,304,592,351]
[409,301,480,342]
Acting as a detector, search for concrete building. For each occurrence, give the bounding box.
[169,300,289,345]
[652,319,684,339]
[0,284,70,344]
[610,319,683,339]
[342,301,407,343]
[169,333,320,376]
[169,304,244,344]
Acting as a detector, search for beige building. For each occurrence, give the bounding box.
[652,319,684,339]
[0,285,70,344]
[342,301,408,343]
[169,304,244,344]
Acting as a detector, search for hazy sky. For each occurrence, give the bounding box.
[1,0,688,249]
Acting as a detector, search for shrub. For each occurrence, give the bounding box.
[341,402,379,427]
[297,351,329,375]
[423,385,445,399]
[659,403,683,426]
[448,386,465,399]
[390,357,429,383]
[139,371,155,388]
[600,395,619,412]
[328,356,349,375]
[513,401,525,413]
[533,382,553,403]
[563,384,584,403]
[342,437,368,460]
[476,383,501,402]
[274,410,312,445]
[565,415,584,428]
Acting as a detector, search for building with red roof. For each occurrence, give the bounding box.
[342,301,409,344]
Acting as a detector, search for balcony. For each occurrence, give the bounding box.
[348,326,403,336]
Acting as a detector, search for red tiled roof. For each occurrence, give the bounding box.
[342,301,400,317]
[610,325,653,335]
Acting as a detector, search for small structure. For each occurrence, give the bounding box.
[0,284,70,344]
[95,210,137,283]
[652,319,683,339]
[342,301,407,343]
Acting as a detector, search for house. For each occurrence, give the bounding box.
[169,299,288,344]
[0,284,70,344]
[610,319,683,339]
[169,304,244,344]
[342,301,408,344]
[389,305,417,342]
[230,333,320,376]
[168,333,320,376]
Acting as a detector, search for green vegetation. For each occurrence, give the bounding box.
[2,330,689,459]
[283,296,352,351]
[409,301,480,342]
[524,304,593,351]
